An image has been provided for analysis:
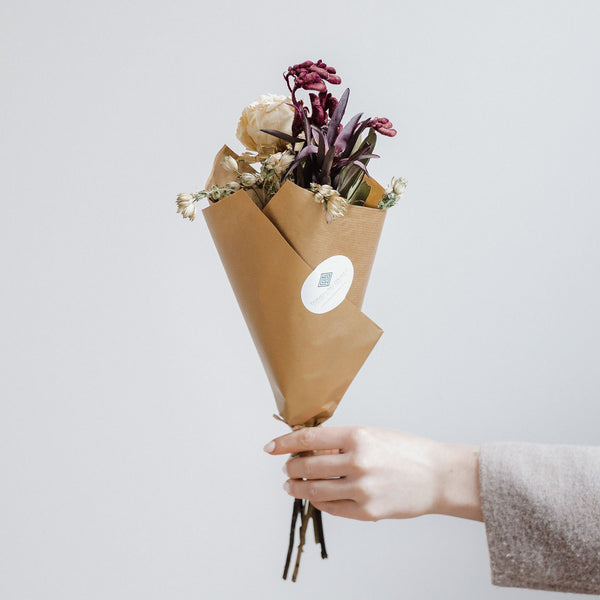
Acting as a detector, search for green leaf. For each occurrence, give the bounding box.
[337,164,362,196]
[348,180,371,206]
[349,133,364,156]
[364,129,377,155]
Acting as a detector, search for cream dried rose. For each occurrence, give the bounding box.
[236,94,295,160]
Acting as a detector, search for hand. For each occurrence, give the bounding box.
[264,426,483,522]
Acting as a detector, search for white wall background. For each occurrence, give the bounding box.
[1,1,599,598]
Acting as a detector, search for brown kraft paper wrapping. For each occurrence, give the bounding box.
[202,146,386,428]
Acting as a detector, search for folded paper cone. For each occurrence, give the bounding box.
[263,181,386,310]
[203,146,386,428]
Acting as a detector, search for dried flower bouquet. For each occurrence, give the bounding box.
[175,60,407,581]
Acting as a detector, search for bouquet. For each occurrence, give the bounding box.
[176,60,406,581]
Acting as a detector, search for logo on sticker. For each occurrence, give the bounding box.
[318,272,333,287]
[301,255,354,314]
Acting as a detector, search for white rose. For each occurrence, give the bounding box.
[236,94,295,159]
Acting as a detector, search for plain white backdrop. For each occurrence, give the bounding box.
[1,1,599,598]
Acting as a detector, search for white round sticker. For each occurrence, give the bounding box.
[301,255,354,314]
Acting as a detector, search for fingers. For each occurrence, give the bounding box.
[264,426,352,455]
[284,453,351,480]
[284,477,356,503]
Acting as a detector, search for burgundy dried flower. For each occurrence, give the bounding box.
[300,71,327,92]
[309,93,327,127]
[325,94,338,118]
[369,117,397,137]
[284,60,343,134]
[291,108,305,138]
[311,59,342,85]
[308,91,339,128]
[285,59,342,94]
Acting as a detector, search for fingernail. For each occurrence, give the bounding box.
[263,440,275,453]
[282,462,288,475]
[283,480,291,493]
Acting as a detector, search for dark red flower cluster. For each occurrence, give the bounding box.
[285,60,342,93]
[368,117,397,137]
[285,60,343,135]
[272,59,398,141]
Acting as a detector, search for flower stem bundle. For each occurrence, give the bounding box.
[282,449,329,581]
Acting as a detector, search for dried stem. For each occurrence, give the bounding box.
[314,507,328,559]
[312,507,321,544]
[282,447,328,581]
[292,500,314,582]
[282,499,302,580]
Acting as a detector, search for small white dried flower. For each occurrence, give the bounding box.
[221,155,238,172]
[208,187,223,201]
[321,185,335,198]
[183,203,197,220]
[325,194,349,223]
[275,151,294,176]
[310,183,335,198]
[380,176,408,209]
[310,183,349,221]
[265,152,282,170]
[226,181,241,191]
[176,192,193,206]
[391,177,408,196]
[177,194,196,221]
[264,151,294,176]
[239,172,259,187]
[176,192,194,213]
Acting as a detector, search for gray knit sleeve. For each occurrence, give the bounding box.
[479,442,600,595]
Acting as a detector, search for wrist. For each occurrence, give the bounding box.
[432,443,483,522]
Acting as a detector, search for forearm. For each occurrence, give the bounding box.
[432,443,483,522]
